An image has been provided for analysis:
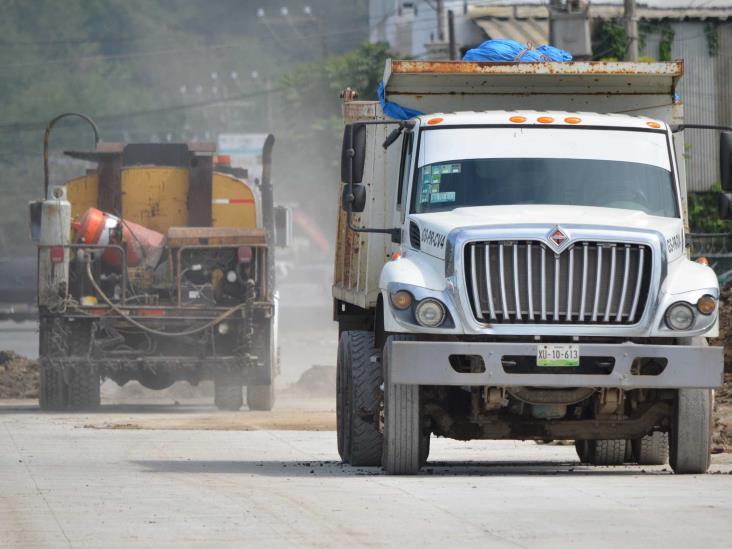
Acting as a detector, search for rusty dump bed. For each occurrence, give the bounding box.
[382,60,684,121]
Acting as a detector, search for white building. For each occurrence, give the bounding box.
[370,0,732,191]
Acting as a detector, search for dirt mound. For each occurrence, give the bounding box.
[286,365,336,398]
[0,351,38,399]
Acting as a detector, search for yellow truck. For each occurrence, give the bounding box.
[30,113,289,411]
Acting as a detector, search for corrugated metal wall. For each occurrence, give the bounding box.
[643,22,732,192]
[673,23,719,192]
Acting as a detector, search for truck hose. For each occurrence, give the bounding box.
[86,261,246,337]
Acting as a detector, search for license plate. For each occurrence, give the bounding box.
[537,344,580,367]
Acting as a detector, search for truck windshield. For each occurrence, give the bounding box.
[412,127,678,218]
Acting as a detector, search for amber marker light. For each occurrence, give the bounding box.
[427,117,444,125]
[509,115,527,123]
[390,290,413,310]
[696,256,710,266]
[564,116,582,124]
[537,116,555,124]
[646,121,662,129]
[391,251,402,261]
[697,294,717,315]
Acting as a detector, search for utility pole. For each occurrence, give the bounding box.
[436,0,445,42]
[447,10,457,60]
[624,0,639,61]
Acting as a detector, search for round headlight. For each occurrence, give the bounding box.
[665,302,695,331]
[697,294,717,315]
[217,321,230,335]
[390,290,413,310]
[415,299,446,328]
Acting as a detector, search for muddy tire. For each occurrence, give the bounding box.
[589,439,627,465]
[382,335,421,475]
[246,383,274,411]
[632,432,669,465]
[574,440,591,463]
[670,389,712,474]
[336,331,382,466]
[67,365,100,411]
[39,362,67,411]
[215,381,243,411]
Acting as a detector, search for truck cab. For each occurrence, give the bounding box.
[334,61,728,475]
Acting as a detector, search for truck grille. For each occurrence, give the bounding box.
[464,241,652,324]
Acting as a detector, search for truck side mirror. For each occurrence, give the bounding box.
[718,192,732,220]
[273,205,292,248]
[29,201,43,242]
[342,184,367,213]
[341,123,366,184]
[721,131,732,191]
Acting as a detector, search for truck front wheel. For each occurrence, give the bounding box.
[382,335,422,475]
[670,389,712,474]
[336,330,383,466]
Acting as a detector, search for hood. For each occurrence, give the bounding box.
[410,204,684,260]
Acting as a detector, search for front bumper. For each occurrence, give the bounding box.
[388,340,724,389]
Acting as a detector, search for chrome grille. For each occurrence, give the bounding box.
[464,241,652,324]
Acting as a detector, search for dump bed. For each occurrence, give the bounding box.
[333,60,688,310]
[383,60,684,123]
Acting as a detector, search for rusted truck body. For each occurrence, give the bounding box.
[31,114,288,411]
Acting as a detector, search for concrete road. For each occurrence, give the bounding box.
[2,401,732,549]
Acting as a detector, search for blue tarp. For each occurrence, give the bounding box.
[377,81,423,121]
[377,40,572,120]
[463,39,572,62]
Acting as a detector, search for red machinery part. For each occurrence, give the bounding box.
[72,207,165,268]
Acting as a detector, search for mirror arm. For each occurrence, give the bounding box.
[672,124,732,133]
[345,124,402,244]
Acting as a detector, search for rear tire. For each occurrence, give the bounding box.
[382,335,421,475]
[215,381,244,411]
[246,383,275,411]
[589,439,627,465]
[39,362,67,411]
[67,364,100,411]
[336,331,383,466]
[574,440,590,463]
[670,389,712,474]
[632,432,669,465]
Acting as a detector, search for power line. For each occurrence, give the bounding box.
[0,86,289,134]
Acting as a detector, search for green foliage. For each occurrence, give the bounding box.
[274,41,391,229]
[658,23,675,62]
[0,1,369,256]
[688,184,731,234]
[598,20,627,60]
[705,21,720,57]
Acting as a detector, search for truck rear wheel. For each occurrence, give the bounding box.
[247,383,274,411]
[632,432,669,465]
[589,439,627,465]
[574,440,590,463]
[670,389,712,474]
[338,331,382,466]
[39,362,67,411]
[246,315,277,412]
[67,365,101,411]
[215,381,244,411]
[382,335,422,475]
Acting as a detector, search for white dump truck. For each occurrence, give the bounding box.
[334,60,730,474]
